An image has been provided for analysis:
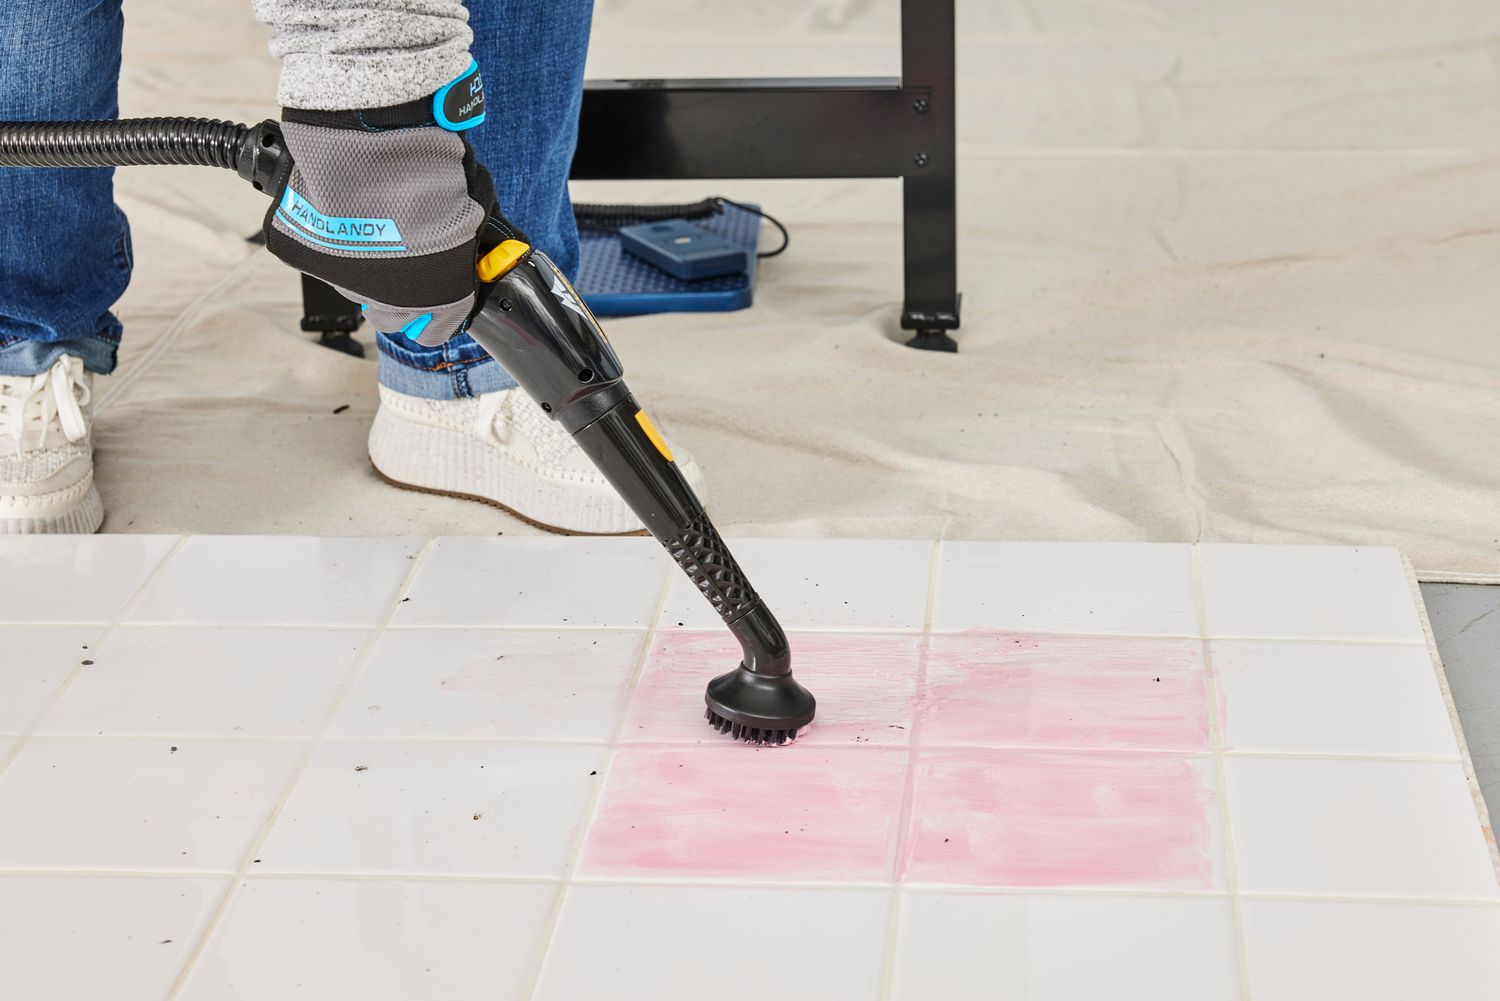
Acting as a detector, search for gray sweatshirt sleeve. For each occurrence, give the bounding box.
[251,0,474,111]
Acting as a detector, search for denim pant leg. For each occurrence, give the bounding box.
[0,0,129,378]
[376,0,595,401]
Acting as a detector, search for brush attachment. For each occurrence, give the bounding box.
[705,708,804,746]
[703,661,817,746]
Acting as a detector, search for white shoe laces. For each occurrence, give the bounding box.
[472,389,510,443]
[0,356,91,455]
[472,389,576,468]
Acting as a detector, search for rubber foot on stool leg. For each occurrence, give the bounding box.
[318,330,366,358]
[906,329,959,352]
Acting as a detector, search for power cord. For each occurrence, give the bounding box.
[717,197,789,258]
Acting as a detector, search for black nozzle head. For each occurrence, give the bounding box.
[704,666,816,746]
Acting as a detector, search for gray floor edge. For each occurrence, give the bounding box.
[1420,583,1500,820]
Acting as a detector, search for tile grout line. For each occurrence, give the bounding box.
[0,536,190,781]
[9,728,1469,766]
[519,561,676,1001]
[1218,749,1461,764]
[1237,890,1500,908]
[876,537,943,1001]
[0,620,1434,648]
[1191,544,1254,1001]
[8,864,1500,908]
[161,537,439,1001]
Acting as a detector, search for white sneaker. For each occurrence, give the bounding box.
[368,384,705,535]
[0,356,103,534]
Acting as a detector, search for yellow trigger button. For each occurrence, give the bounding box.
[635,409,674,462]
[476,239,531,282]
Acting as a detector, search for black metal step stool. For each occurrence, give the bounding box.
[299,0,960,352]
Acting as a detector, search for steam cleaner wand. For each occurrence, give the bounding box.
[0,117,815,744]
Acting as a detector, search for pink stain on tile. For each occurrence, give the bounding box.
[622,632,922,746]
[581,746,908,881]
[920,633,1208,751]
[903,749,1218,889]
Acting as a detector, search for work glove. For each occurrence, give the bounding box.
[262,61,515,347]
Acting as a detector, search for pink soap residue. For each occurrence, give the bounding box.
[581,745,908,881]
[920,633,1208,752]
[902,748,1217,889]
[622,631,922,747]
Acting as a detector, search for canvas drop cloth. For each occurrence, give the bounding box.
[86,1,1500,580]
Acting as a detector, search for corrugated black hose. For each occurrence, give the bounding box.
[0,119,789,256]
[0,118,250,170]
[0,117,288,197]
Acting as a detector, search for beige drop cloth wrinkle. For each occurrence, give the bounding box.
[93,0,1500,579]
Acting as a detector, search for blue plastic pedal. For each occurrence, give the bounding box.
[575,202,761,316]
[619,219,750,281]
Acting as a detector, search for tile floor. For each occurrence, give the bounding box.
[0,536,1495,1000]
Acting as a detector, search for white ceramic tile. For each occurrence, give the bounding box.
[38,627,367,738]
[1226,757,1499,898]
[902,749,1226,891]
[0,627,98,732]
[918,633,1208,752]
[257,741,603,877]
[891,892,1240,1001]
[1244,899,1500,1001]
[0,874,227,1001]
[393,537,666,628]
[128,536,422,626]
[178,878,556,1001]
[1199,545,1424,642]
[580,745,908,883]
[535,884,889,1001]
[1214,641,1462,758]
[658,538,932,632]
[0,737,303,871]
[933,542,1199,636]
[0,535,178,624]
[328,628,643,742]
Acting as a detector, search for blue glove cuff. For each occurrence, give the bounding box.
[282,59,486,134]
[434,60,486,132]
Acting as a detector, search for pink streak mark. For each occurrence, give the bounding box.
[903,748,1217,888]
[622,631,922,746]
[581,746,908,881]
[920,633,1208,751]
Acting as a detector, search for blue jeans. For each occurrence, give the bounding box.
[0,0,594,401]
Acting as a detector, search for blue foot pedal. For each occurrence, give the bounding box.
[619,220,750,281]
[574,202,761,316]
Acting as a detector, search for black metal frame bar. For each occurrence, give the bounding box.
[300,0,959,350]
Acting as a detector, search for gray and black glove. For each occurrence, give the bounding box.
[263,61,520,347]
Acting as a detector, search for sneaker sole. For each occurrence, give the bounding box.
[368,404,650,536]
[370,462,647,538]
[0,476,104,534]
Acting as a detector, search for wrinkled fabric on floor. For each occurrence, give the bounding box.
[92,1,1500,580]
